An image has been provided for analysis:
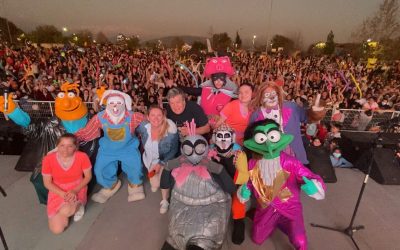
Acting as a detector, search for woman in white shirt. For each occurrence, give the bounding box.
[136,106,179,213]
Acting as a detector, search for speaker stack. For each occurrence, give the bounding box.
[341,131,400,185]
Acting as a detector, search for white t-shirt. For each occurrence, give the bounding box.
[142,124,160,170]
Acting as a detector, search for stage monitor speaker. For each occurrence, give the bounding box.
[340,132,400,164]
[306,146,337,183]
[355,148,400,185]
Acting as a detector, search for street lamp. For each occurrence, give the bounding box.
[252,35,257,49]
[62,27,68,32]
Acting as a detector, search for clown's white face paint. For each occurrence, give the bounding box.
[263,87,278,108]
[106,96,125,124]
[215,131,233,150]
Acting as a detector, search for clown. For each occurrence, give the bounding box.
[210,123,249,245]
[249,81,309,164]
[239,118,325,250]
[180,56,237,127]
[160,120,235,250]
[0,82,98,203]
[75,90,145,203]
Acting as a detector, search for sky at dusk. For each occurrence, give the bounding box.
[1,0,381,46]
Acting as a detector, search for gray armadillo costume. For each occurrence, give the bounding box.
[161,133,235,250]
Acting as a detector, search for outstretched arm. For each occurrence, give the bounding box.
[75,115,102,141]
[179,86,202,96]
[0,94,30,128]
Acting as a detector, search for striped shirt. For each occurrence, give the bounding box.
[75,111,145,141]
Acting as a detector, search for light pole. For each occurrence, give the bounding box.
[62,27,68,32]
[252,35,257,50]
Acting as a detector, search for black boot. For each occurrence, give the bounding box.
[186,245,204,250]
[232,219,245,245]
[161,241,177,250]
[246,208,256,221]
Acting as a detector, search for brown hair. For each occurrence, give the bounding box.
[250,81,284,111]
[147,105,169,139]
[57,133,79,148]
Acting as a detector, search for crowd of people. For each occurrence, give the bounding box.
[1,43,399,113]
[1,43,399,249]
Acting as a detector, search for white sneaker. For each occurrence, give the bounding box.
[73,205,85,222]
[160,200,169,214]
[91,180,121,203]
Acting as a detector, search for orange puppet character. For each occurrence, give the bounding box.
[55,82,88,121]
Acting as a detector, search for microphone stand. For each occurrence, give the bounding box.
[0,185,8,250]
[310,133,382,250]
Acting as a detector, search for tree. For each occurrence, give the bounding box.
[126,36,140,51]
[234,31,242,49]
[96,31,110,44]
[74,30,93,47]
[212,32,232,52]
[29,25,63,44]
[352,0,400,41]
[379,37,400,60]
[324,30,335,55]
[191,41,206,52]
[0,17,25,44]
[144,41,158,50]
[169,36,185,49]
[271,34,295,53]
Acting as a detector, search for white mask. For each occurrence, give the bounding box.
[106,96,125,124]
[215,131,233,150]
[333,152,341,158]
[263,91,278,107]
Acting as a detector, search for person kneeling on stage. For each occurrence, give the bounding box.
[42,133,92,234]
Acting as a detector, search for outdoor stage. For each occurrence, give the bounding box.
[1,155,399,250]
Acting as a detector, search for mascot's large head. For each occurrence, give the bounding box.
[244,119,293,159]
[204,56,235,89]
[55,82,87,121]
[212,123,235,155]
[181,119,209,165]
[100,90,132,124]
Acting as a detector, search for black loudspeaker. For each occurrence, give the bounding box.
[306,145,337,183]
[340,132,400,164]
[355,148,400,185]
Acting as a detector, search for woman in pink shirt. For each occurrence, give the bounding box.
[216,83,254,145]
[42,133,92,234]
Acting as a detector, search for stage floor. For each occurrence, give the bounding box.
[1,155,400,250]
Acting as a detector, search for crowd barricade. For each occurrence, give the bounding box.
[0,100,399,132]
[322,108,400,131]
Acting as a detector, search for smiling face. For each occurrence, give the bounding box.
[148,107,164,129]
[238,85,253,104]
[57,137,77,158]
[244,121,293,159]
[55,91,87,121]
[169,94,186,115]
[211,73,227,89]
[263,87,279,108]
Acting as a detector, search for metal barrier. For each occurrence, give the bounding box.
[322,108,400,131]
[1,100,399,132]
